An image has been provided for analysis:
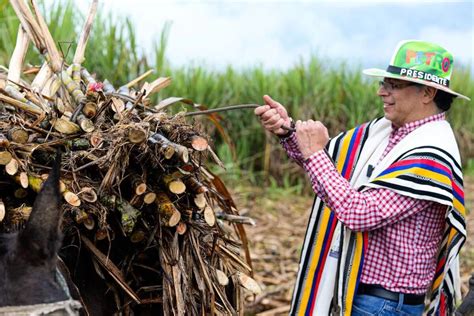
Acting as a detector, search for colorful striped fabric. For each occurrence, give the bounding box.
[369,145,465,315]
[290,118,465,316]
[290,119,375,315]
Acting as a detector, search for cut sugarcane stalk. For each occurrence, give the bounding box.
[77,114,95,132]
[155,192,181,227]
[141,77,171,99]
[216,219,234,237]
[52,117,81,134]
[130,174,147,195]
[194,193,207,209]
[207,145,225,169]
[101,195,140,234]
[81,68,96,85]
[0,151,13,165]
[188,135,208,151]
[4,85,43,112]
[64,191,81,207]
[15,171,29,188]
[73,209,88,224]
[78,187,97,203]
[70,63,81,85]
[7,25,29,86]
[130,230,145,243]
[59,181,67,193]
[10,204,32,225]
[31,62,52,92]
[18,171,28,188]
[128,126,147,144]
[173,145,189,163]
[204,206,215,226]
[117,85,130,96]
[89,132,103,147]
[83,102,97,118]
[176,221,187,235]
[8,0,44,52]
[7,127,29,144]
[83,215,95,230]
[124,69,154,88]
[111,97,125,113]
[236,272,261,295]
[65,138,90,150]
[41,74,60,98]
[25,175,43,192]
[29,0,83,102]
[216,212,256,226]
[185,177,208,194]
[147,133,176,159]
[22,89,47,112]
[143,192,157,204]
[216,269,229,286]
[66,64,73,76]
[5,158,19,175]
[0,200,5,222]
[163,174,186,194]
[29,0,61,70]
[0,134,10,148]
[14,188,28,199]
[0,93,43,115]
[102,79,115,93]
[59,69,86,105]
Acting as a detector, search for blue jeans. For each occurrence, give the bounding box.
[352,294,425,315]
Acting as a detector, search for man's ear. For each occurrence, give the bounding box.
[422,86,437,104]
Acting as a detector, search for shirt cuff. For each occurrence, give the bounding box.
[279,132,298,147]
[277,119,295,138]
[303,149,337,182]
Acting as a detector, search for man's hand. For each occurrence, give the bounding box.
[295,120,329,159]
[254,95,292,136]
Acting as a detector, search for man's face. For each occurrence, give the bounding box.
[377,78,425,127]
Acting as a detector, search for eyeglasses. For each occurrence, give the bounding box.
[378,80,417,92]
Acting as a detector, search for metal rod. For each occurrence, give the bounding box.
[184,104,296,132]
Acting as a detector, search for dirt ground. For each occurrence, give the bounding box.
[237,176,474,315]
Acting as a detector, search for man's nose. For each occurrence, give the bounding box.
[377,85,389,96]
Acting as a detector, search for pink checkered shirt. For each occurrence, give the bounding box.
[281,113,447,294]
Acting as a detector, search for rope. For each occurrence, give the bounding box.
[0,299,82,315]
[55,268,72,299]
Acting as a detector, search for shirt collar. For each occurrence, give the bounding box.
[392,112,446,135]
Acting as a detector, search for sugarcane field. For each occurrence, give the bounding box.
[0,1,473,316]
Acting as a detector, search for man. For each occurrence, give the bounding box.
[255,40,469,315]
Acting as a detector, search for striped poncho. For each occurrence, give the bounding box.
[290,117,466,316]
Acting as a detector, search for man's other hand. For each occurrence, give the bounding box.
[295,120,329,159]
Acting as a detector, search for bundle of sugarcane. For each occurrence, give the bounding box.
[0,1,259,314]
